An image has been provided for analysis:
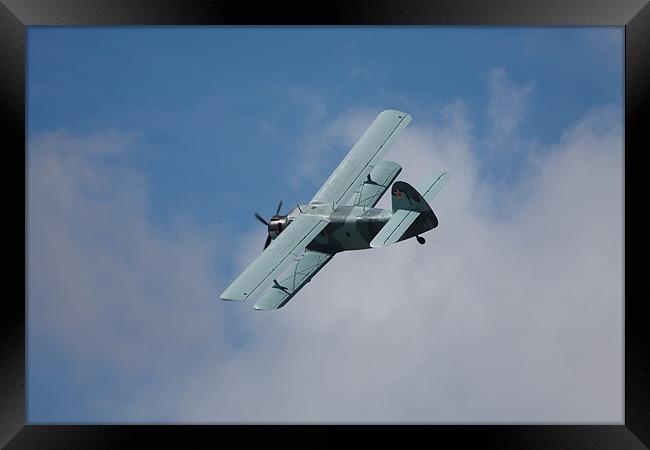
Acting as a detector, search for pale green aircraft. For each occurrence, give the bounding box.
[220,109,449,310]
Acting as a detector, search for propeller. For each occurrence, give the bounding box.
[254,200,284,250]
[254,212,269,226]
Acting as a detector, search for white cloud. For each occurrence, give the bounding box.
[168,103,622,423]
[486,66,535,152]
[28,130,237,408]
[28,97,623,423]
[287,104,379,191]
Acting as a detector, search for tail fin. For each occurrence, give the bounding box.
[390,171,449,210]
[371,171,448,248]
[391,181,432,213]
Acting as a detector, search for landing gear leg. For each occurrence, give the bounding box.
[416,235,426,245]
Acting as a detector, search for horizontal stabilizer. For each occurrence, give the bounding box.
[369,209,421,248]
[417,171,450,203]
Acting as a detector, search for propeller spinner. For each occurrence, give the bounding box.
[254,200,287,250]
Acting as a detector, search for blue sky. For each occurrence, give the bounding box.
[28,27,622,224]
[28,27,623,422]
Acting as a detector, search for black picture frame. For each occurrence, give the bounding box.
[2,0,647,448]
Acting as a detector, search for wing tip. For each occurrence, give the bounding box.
[380,109,411,121]
[254,297,292,311]
[253,302,278,311]
[219,290,244,302]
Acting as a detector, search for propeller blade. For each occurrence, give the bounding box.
[254,212,269,226]
[275,200,283,216]
[264,235,272,250]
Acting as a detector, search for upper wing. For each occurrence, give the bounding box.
[344,160,402,208]
[310,109,411,207]
[253,250,333,310]
[220,214,329,302]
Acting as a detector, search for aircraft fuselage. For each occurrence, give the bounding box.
[279,204,437,254]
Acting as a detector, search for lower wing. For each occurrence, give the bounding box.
[253,250,334,310]
[220,214,329,302]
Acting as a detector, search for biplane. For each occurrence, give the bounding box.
[220,109,449,310]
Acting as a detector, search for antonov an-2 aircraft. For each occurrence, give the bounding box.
[220,109,449,310]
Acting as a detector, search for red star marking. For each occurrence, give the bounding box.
[393,188,405,198]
